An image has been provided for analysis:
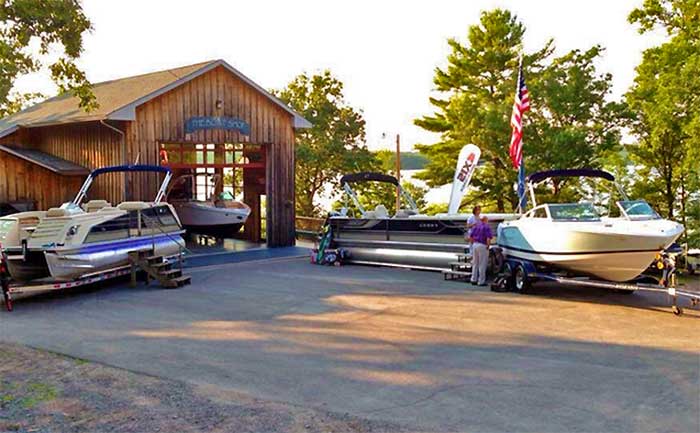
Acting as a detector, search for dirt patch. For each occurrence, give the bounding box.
[0,343,406,433]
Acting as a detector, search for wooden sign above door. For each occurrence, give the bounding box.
[184,116,251,135]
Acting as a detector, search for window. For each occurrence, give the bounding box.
[617,200,660,220]
[548,203,600,221]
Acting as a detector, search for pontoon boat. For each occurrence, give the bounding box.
[328,149,517,271]
[0,165,185,283]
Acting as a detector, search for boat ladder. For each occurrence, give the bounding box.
[442,252,473,281]
[128,249,191,289]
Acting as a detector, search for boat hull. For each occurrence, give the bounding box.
[330,214,513,270]
[45,233,185,281]
[498,219,684,281]
[5,233,185,283]
[5,250,51,282]
[173,202,249,237]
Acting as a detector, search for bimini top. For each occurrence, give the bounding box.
[527,169,616,185]
[91,164,171,177]
[340,172,399,186]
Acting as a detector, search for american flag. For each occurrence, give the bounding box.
[509,61,530,168]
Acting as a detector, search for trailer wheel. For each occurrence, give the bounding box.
[513,264,530,293]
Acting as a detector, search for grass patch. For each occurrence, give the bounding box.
[20,382,58,408]
[0,381,59,409]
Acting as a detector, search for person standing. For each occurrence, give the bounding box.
[465,205,481,255]
[470,215,493,286]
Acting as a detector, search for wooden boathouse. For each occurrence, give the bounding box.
[0,60,310,247]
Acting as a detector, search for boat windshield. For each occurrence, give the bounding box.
[0,219,14,240]
[617,200,660,220]
[547,203,600,221]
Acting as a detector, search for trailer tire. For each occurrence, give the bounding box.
[513,264,530,293]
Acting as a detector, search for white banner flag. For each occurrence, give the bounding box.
[447,144,481,215]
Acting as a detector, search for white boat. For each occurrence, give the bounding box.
[166,174,250,237]
[497,169,684,282]
[0,165,185,283]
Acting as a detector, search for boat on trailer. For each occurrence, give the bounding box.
[0,165,185,283]
[497,169,684,282]
[326,145,517,270]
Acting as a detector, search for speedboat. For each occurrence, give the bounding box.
[0,165,185,283]
[497,169,684,282]
[327,145,517,270]
[166,173,250,237]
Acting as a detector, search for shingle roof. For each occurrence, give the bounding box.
[0,59,310,137]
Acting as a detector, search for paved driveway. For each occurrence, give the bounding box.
[1,257,699,432]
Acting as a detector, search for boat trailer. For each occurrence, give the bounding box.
[0,244,189,312]
[491,254,700,316]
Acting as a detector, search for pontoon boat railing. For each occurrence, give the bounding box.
[73,165,173,206]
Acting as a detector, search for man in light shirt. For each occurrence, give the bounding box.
[470,215,493,286]
[465,205,481,255]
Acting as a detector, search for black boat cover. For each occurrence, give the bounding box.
[91,164,171,176]
[527,169,615,184]
[340,172,399,186]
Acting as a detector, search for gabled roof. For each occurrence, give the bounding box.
[0,59,310,138]
[0,145,90,175]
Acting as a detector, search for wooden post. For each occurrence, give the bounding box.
[395,134,401,213]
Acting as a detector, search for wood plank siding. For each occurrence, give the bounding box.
[0,151,82,210]
[0,65,297,246]
[127,66,296,246]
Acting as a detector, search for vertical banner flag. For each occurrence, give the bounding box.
[509,57,530,211]
[448,144,481,214]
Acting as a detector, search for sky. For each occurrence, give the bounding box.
[16,0,665,152]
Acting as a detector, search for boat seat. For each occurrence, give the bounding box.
[117,201,150,211]
[362,205,389,219]
[46,207,67,217]
[84,200,112,212]
[394,208,418,218]
[374,204,389,218]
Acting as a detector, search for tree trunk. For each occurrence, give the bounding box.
[679,170,688,245]
[665,162,674,219]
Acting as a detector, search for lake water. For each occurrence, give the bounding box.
[316,169,450,211]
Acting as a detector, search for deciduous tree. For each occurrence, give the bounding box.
[0,0,96,115]
[274,71,375,217]
[626,0,700,243]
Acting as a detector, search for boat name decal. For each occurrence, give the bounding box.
[185,116,251,135]
[418,223,439,229]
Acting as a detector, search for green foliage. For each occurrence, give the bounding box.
[274,70,375,217]
[0,0,97,114]
[628,0,700,37]
[415,9,625,212]
[0,91,44,117]
[423,202,448,216]
[374,150,429,171]
[335,180,427,217]
[625,0,700,245]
